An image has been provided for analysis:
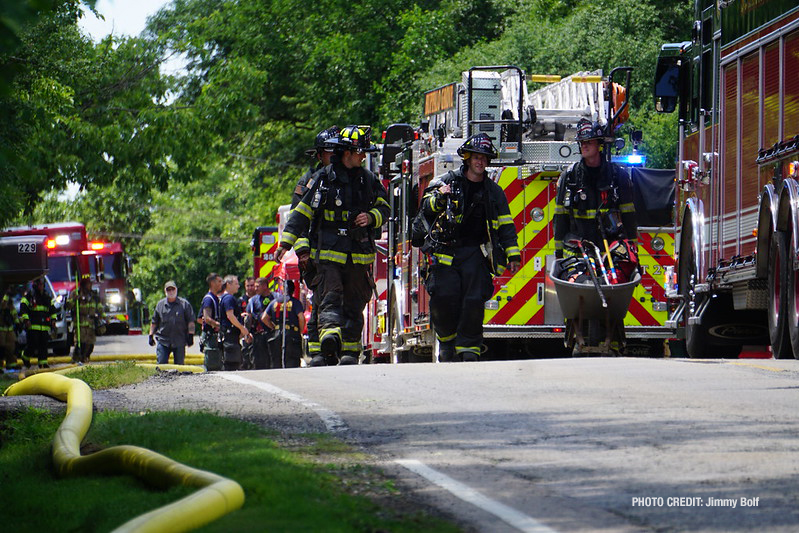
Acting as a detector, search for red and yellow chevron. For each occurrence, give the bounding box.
[484,167,675,329]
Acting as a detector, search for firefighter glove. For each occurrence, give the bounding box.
[186,333,194,347]
[148,334,155,346]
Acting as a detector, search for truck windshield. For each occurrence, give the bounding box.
[48,256,75,283]
[102,253,124,280]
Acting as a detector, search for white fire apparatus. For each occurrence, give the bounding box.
[654,0,799,359]
[366,65,677,362]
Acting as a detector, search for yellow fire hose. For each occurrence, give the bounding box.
[19,353,205,366]
[4,374,245,532]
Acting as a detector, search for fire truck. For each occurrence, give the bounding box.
[0,222,94,354]
[84,240,135,333]
[654,0,799,358]
[252,208,302,298]
[366,66,677,362]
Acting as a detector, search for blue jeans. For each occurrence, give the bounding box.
[156,342,185,365]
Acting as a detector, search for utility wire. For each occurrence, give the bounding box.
[92,231,250,244]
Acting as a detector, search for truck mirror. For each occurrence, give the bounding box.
[631,130,643,144]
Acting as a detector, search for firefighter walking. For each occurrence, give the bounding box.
[292,126,339,363]
[553,118,638,354]
[417,133,521,362]
[19,277,56,369]
[276,125,390,366]
[68,276,104,364]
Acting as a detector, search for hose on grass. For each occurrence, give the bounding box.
[3,373,245,533]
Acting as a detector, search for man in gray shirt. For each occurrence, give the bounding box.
[149,280,196,365]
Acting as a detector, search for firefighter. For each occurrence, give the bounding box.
[553,118,638,354]
[219,274,251,370]
[418,133,521,362]
[276,125,390,366]
[0,287,20,373]
[245,276,273,369]
[292,126,339,363]
[200,272,223,370]
[67,276,104,364]
[553,118,638,259]
[262,280,306,368]
[19,277,56,369]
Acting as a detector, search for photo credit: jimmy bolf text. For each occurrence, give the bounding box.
[631,497,760,507]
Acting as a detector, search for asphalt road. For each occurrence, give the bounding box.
[92,336,799,532]
[93,332,202,356]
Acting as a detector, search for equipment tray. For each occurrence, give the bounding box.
[550,258,641,321]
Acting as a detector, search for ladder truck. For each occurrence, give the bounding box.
[368,65,677,362]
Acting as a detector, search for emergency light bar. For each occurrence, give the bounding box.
[613,154,646,166]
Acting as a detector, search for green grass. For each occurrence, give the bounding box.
[0,408,463,533]
[60,360,157,389]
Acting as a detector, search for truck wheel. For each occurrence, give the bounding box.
[769,231,793,359]
[680,227,706,358]
[680,223,745,359]
[785,232,799,359]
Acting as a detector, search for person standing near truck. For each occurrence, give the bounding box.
[0,287,20,373]
[219,274,252,371]
[199,272,223,370]
[19,277,56,369]
[67,276,104,364]
[149,280,195,365]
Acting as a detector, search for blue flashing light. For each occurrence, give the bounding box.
[613,154,645,166]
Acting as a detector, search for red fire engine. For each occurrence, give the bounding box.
[0,222,95,353]
[366,66,677,362]
[84,240,135,333]
[654,0,799,358]
[1,222,92,295]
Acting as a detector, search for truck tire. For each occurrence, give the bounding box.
[769,231,793,359]
[785,230,799,359]
[679,222,706,358]
[680,221,744,359]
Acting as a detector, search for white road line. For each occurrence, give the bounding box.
[396,459,558,533]
[217,373,348,433]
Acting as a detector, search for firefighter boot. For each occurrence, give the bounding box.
[309,355,328,367]
[459,349,479,362]
[339,355,358,365]
[320,329,341,360]
[438,340,456,362]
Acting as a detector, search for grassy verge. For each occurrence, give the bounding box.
[0,364,464,532]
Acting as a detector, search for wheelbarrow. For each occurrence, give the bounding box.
[550,257,641,355]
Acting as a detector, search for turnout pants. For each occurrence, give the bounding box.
[222,328,242,371]
[201,329,222,371]
[252,332,270,369]
[267,329,302,368]
[314,261,372,358]
[0,330,16,369]
[72,325,96,363]
[27,329,50,365]
[426,246,494,361]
